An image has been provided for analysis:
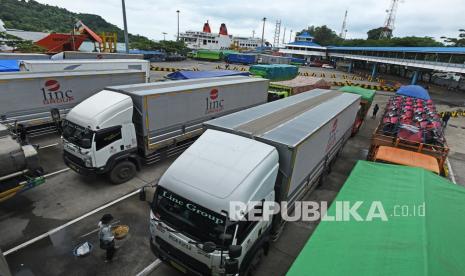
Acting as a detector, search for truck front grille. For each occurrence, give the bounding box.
[63,151,86,167]
[156,236,211,275]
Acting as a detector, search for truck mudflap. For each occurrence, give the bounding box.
[150,236,210,276]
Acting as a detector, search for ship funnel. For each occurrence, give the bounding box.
[203,21,211,33]
[219,23,228,35]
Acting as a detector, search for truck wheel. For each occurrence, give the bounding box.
[109,160,136,184]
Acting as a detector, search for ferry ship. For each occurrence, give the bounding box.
[179,22,262,50]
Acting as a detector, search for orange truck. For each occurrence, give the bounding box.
[368,94,449,175]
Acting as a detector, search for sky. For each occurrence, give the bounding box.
[35,0,464,43]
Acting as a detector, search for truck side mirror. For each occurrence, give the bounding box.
[202,241,216,253]
[228,245,242,259]
[224,258,239,275]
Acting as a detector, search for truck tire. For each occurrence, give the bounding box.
[109,160,136,184]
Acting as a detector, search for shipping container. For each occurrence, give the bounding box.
[0,70,145,127]
[258,54,292,64]
[107,77,270,155]
[51,51,143,60]
[205,89,360,230]
[19,59,151,82]
[0,53,50,60]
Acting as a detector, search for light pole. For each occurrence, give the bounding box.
[121,0,129,53]
[289,29,293,43]
[162,32,167,41]
[176,10,180,41]
[261,17,266,48]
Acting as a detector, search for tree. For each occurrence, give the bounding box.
[367,27,392,40]
[0,31,45,52]
[130,39,189,55]
[441,29,465,46]
[296,25,342,46]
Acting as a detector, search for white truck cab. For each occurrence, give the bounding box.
[148,129,279,275]
[62,90,139,183]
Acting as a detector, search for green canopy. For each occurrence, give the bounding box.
[287,161,465,276]
[338,86,375,102]
[249,64,298,81]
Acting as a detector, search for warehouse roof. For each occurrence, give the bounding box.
[327,46,465,54]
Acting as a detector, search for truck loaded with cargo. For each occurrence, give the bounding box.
[18,59,151,82]
[338,86,375,135]
[225,53,257,65]
[287,160,465,276]
[140,89,361,275]
[367,85,448,175]
[0,70,146,135]
[268,76,331,101]
[62,76,269,184]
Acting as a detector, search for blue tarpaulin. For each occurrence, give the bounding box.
[225,53,257,64]
[0,60,20,72]
[396,85,431,100]
[167,70,249,80]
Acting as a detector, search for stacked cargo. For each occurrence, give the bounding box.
[249,64,298,81]
[270,76,331,95]
[288,160,465,276]
[225,53,257,64]
[192,50,223,61]
[368,85,448,174]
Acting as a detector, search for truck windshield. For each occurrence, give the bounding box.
[152,186,233,247]
[62,120,94,149]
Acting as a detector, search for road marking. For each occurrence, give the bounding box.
[17,168,70,186]
[135,259,162,276]
[39,143,59,149]
[446,158,457,184]
[4,189,141,256]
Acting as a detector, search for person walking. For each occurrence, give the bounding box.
[442,112,451,127]
[98,214,116,262]
[372,104,380,119]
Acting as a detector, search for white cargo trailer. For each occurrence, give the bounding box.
[142,89,361,276]
[258,54,292,64]
[0,70,145,129]
[51,51,143,60]
[19,59,150,82]
[62,76,269,183]
[0,53,50,60]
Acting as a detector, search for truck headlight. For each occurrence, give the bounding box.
[84,157,92,167]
